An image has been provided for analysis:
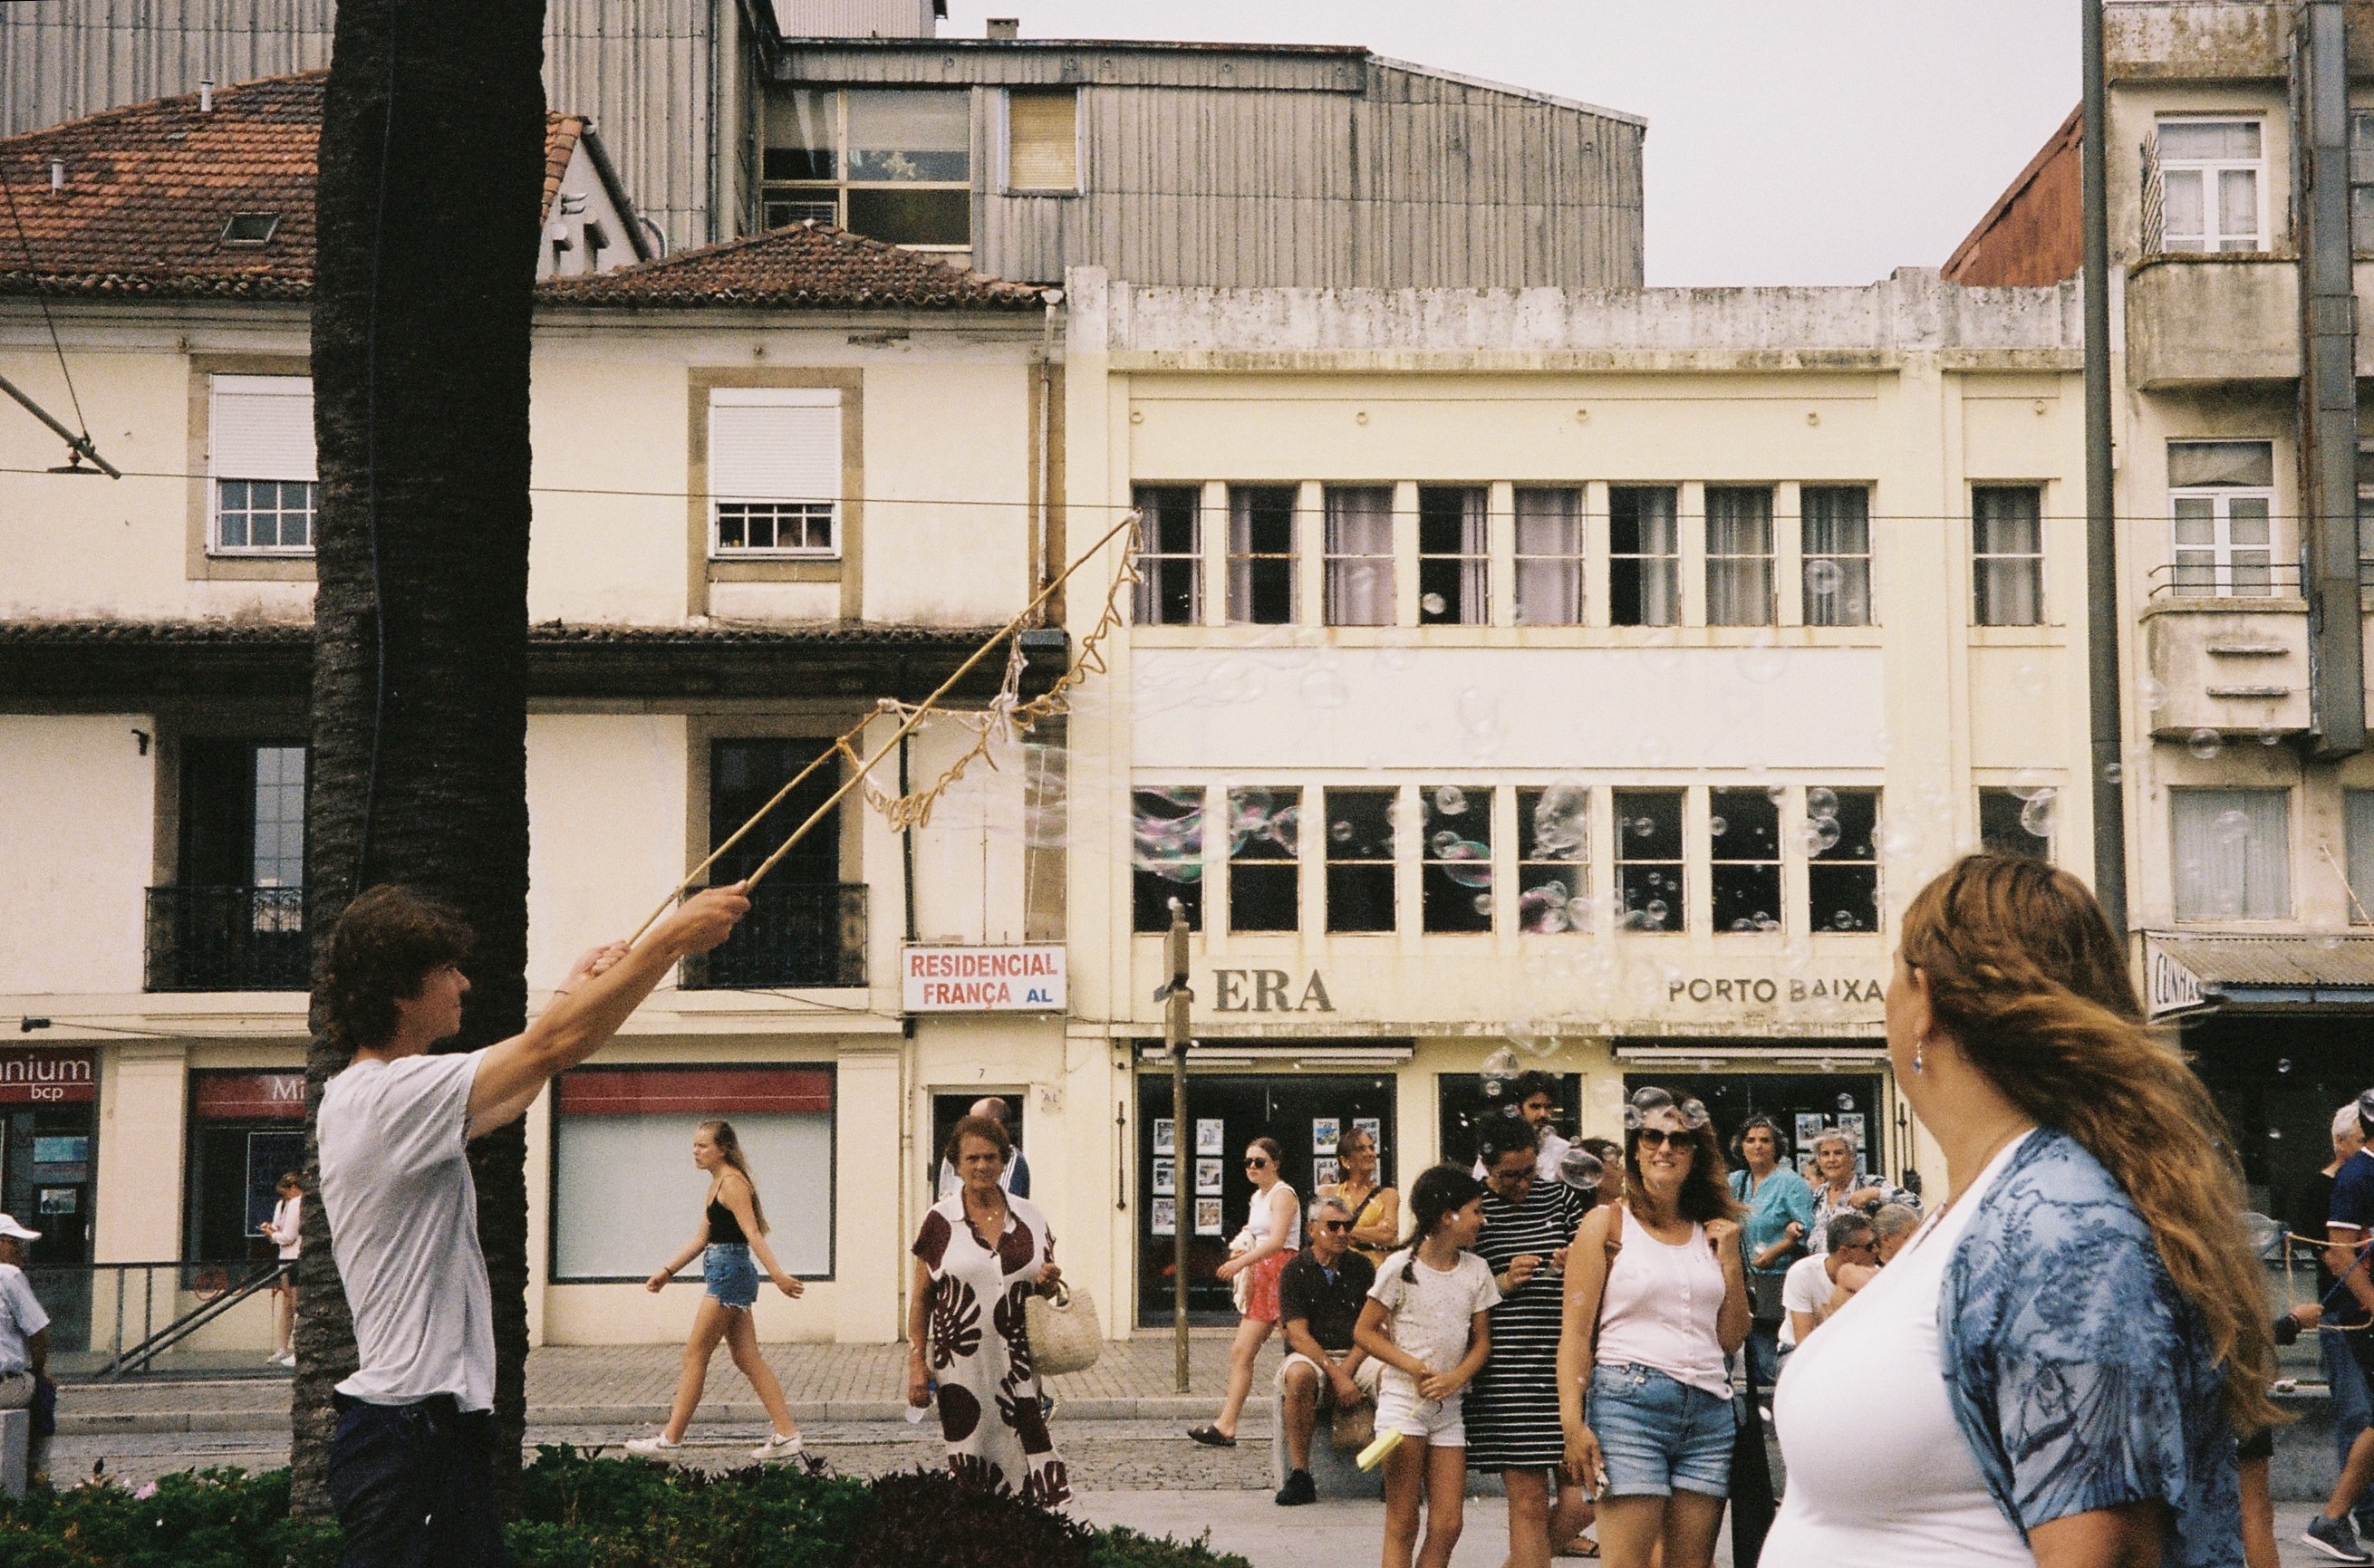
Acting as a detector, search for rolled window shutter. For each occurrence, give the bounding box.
[1008,91,1077,192]
[709,389,840,503]
[209,375,316,481]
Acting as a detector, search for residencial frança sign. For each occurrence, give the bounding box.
[902,946,1066,1012]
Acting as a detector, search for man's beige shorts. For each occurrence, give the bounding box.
[1277,1352,1381,1406]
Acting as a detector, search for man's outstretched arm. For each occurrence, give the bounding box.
[466,885,749,1137]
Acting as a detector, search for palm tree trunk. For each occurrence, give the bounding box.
[294,0,548,1519]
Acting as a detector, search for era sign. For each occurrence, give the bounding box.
[1210,969,1335,1014]
[902,946,1066,1012]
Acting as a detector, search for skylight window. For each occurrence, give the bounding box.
[220,212,281,245]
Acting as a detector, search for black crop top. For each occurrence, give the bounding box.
[707,1196,748,1246]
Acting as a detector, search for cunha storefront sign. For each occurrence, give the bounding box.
[902,946,1066,1012]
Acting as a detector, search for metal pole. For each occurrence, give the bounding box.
[1164,901,1192,1394]
[2081,0,2128,931]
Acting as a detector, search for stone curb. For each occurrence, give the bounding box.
[60,1396,1256,1438]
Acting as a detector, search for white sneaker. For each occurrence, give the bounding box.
[623,1435,683,1459]
[275,1352,296,1368]
[750,1431,804,1462]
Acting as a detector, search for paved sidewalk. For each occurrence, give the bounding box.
[59,1333,1279,1434]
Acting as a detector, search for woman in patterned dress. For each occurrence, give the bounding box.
[1465,1119,1594,1568]
[905,1114,1069,1505]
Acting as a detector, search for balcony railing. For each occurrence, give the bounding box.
[681,881,867,990]
[2145,559,2304,601]
[145,886,309,992]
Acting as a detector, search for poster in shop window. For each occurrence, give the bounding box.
[1313,1159,1341,1189]
[1151,1198,1176,1236]
[1153,1159,1176,1198]
[1311,1118,1340,1155]
[1196,1158,1223,1196]
[1838,1113,1866,1151]
[1196,1119,1225,1155]
[1354,1118,1383,1151]
[1154,1119,1176,1156]
[1194,1198,1223,1236]
[1794,1114,1825,1150]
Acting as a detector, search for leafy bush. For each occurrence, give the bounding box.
[0,1449,1250,1568]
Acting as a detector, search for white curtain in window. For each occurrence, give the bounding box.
[1800,487,1871,627]
[1973,490,2043,626]
[1514,488,1582,626]
[2349,791,2374,924]
[2172,788,2291,920]
[209,376,316,480]
[554,1111,833,1279]
[1326,487,1394,626]
[1705,488,1774,626]
[1455,488,1488,625]
[710,389,839,502]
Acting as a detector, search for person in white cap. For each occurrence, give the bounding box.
[0,1214,52,1481]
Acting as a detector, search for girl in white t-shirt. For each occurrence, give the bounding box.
[257,1171,303,1368]
[1356,1166,1501,1568]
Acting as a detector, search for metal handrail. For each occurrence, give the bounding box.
[2144,559,2306,601]
[101,1259,285,1379]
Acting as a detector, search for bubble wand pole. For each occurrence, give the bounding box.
[625,509,1140,941]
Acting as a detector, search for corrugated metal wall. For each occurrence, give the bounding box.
[772,0,934,41]
[0,0,723,253]
[961,61,1643,289]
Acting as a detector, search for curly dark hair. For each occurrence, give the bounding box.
[1474,1116,1540,1172]
[316,885,475,1054]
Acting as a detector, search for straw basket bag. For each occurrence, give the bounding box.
[1024,1281,1102,1377]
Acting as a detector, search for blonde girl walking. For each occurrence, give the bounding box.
[627,1119,806,1461]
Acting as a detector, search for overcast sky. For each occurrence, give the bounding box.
[938,1,2081,288]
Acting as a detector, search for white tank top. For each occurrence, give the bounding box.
[1761,1133,2034,1568]
[1594,1203,1731,1400]
[1249,1180,1300,1250]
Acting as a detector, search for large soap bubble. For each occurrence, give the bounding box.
[1557,1146,1605,1192]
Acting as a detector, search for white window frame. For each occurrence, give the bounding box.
[207,374,317,558]
[999,88,1080,195]
[761,87,974,255]
[707,388,842,561]
[2167,439,2277,598]
[2156,117,2268,254]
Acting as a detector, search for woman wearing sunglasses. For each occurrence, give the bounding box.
[1556,1090,1749,1568]
[1189,1136,1301,1447]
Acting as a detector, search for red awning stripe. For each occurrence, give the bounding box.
[555,1068,833,1116]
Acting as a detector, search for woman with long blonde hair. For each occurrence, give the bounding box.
[626,1119,807,1462]
[1762,854,2275,1568]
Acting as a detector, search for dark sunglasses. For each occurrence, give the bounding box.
[1493,1166,1536,1183]
[1316,1219,1351,1233]
[1634,1127,1693,1150]
[1245,1157,1271,1169]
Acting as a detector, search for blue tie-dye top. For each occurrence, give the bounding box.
[1939,1128,2242,1567]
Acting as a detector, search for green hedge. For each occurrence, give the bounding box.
[0,1448,1252,1568]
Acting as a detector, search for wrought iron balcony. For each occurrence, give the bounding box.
[681,882,867,991]
[144,886,309,992]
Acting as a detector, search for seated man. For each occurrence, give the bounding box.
[1779,1212,1879,1361]
[1273,1194,1378,1506]
[0,1216,49,1483]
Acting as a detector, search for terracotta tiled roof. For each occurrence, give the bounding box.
[536,222,1047,312]
[0,72,609,300]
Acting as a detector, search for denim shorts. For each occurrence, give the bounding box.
[704,1243,758,1309]
[1586,1361,1734,1499]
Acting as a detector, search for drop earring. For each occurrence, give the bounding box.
[1913,1036,1926,1075]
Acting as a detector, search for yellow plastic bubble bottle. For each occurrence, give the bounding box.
[1356,1427,1404,1471]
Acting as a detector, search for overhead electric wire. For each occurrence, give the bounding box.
[0,159,115,475]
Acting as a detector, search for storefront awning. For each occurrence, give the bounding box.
[2144,934,2374,1017]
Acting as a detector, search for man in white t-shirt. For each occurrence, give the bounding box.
[316,881,747,1567]
[1470,1072,1572,1185]
[0,1215,53,1480]
[1779,1212,1879,1355]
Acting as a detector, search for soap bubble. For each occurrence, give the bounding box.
[2006,769,2054,801]
[2212,808,2251,845]
[2267,1127,2283,1141]
[1831,909,1857,930]
[1709,814,1729,837]
[1739,631,1788,684]
[1330,819,1355,842]
[1806,786,1839,822]
[1434,785,1468,815]
[1300,669,1350,708]
[1837,1092,1855,1111]
[2256,722,2284,746]
[1531,783,1589,859]
[1622,1086,1676,1130]
[2138,674,2168,710]
[1645,899,1669,925]
[1378,633,1415,672]
[1630,816,1656,838]
[1518,882,1569,932]
[1422,592,1448,616]
[1680,1098,1711,1130]
[2020,790,2056,838]
[1566,895,1595,928]
[2239,1212,2283,1259]
[2187,727,2222,760]
[1805,558,1843,593]
[1730,917,1752,931]
[2102,762,2124,784]
[1800,816,1842,854]
[1432,830,1460,856]
[2277,1057,2292,1073]
[1479,1046,1520,1100]
[1473,893,1495,915]
[1557,1147,1605,1191]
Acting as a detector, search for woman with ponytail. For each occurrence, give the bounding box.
[627,1119,806,1462]
[1763,853,2273,1568]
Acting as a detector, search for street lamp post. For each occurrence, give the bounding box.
[1164,901,1193,1394]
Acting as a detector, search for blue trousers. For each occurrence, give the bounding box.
[328,1394,507,1568]
[2323,1328,2374,1529]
